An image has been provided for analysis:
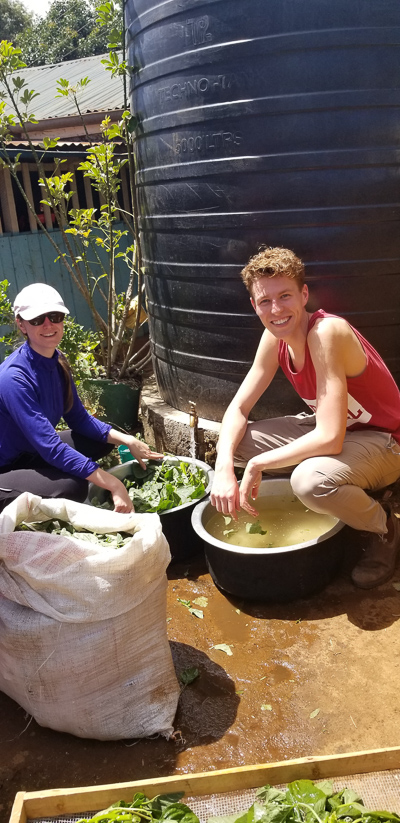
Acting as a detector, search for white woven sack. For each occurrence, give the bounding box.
[0,493,180,739]
[0,493,171,621]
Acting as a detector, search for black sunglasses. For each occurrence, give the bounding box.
[27,312,65,326]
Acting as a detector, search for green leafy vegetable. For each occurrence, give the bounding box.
[179,667,200,686]
[177,598,204,619]
[77,792,200,823]
[245,520,267,535]
[208,780,400,823]
[74,782,400,823]
[16,519,133,548]
[92,460,207,514]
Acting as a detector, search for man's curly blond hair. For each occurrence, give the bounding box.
[241,247,305,294]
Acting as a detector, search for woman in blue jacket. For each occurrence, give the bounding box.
[0,282,162,513]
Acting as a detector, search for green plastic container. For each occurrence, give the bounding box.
[85,378,140,431]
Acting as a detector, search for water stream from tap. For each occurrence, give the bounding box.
[190,425,196,466]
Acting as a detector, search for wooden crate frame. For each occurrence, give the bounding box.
[9,745,400,823]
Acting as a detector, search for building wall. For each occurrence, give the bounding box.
[0,223,133,329]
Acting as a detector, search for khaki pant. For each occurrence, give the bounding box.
[235,414,400,534]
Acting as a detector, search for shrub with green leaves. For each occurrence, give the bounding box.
[60,315,105,386]
[0,278,19,359]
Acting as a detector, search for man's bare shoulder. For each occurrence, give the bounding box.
[308,315,366,374]
[308,314,352,343]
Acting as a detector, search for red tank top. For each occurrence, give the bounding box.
[278,309,400,443]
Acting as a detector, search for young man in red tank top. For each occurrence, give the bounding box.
[210,247,400,589]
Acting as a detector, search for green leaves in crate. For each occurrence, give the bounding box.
[77,792,200,823]
[75,780,400,823]
[208,780,400,823]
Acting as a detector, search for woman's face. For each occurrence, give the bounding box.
[17,313,64,358]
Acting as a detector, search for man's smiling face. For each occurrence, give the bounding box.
[250,275,309,338]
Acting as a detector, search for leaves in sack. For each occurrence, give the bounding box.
[16,519,134,548]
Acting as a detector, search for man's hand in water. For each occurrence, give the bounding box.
[239,458,263,517]
[210,466,241,520]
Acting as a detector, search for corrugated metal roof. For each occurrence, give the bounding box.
[5,139,127,154]
[4,53,125,120]
[7,139,91,149]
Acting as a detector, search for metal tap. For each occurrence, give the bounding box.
[189,400,198,430]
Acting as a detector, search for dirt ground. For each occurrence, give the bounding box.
[3,497,400,822]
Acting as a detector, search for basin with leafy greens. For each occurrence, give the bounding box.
[191,477,345,601]
[89,456,213,562]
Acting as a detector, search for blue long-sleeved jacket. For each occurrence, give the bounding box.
[0,342,111,478]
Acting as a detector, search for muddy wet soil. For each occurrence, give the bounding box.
[3,517,400,821]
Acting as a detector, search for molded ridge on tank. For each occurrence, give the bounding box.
[127,0,400,421]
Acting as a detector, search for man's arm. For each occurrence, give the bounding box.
[211,330,280,517]
[239,318,352,514]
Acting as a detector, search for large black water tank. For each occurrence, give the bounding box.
[126,0,400,422]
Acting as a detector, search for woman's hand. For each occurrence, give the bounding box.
[239,459,263,517]
[86,468,135,513]
[110,479,135,513]
[107,429,164,470]
[126,436,164,469]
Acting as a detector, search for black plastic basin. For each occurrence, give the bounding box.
[191,478,345,602]
[89,456,214,563]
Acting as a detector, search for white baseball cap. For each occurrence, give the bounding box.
[13,283,70,321]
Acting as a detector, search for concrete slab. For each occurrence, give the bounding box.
[141,375,220,464]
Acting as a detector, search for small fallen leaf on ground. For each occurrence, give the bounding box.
[212,643,233,656]
[180,667,199,686]
[193,596,208,608]
[310,708,320,719]
[261,704,272,711]
[392,582,400,591]
[177,597,203,619]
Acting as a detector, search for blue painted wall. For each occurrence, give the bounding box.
[0,222,133,329]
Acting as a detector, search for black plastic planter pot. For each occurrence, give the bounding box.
[191,478,346,602]
[88,456,214,563]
